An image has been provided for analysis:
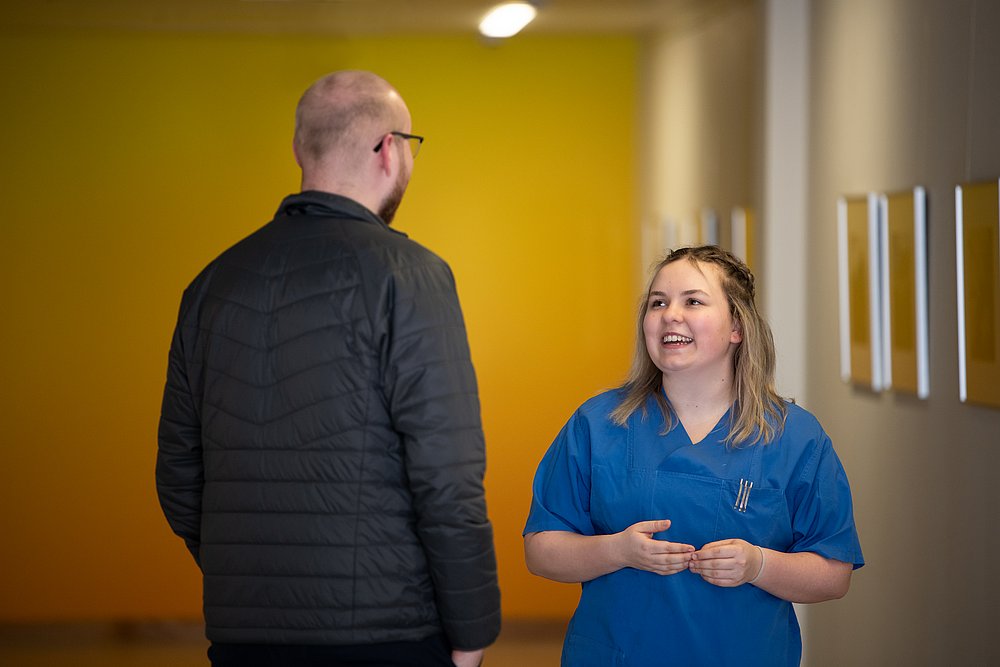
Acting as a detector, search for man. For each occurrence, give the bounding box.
[157,70,501,667]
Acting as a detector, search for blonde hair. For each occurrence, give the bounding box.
[610,245,787,446]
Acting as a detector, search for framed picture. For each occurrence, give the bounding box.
[667,215,700,249]
[838,193,884,390]
[956,179,1000,408]
[879,187,929,398]
[731,206,756,272]
[659,215,680,252]
[700,208,719,246]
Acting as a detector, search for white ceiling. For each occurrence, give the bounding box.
[4,0,745,36]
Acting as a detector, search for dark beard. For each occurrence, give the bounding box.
[377,172,407,225]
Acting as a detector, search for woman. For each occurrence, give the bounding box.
[523,246,864,666]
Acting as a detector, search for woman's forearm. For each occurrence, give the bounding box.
[524,531,624,583]
[752,549,853,603]
[525,520,696,583]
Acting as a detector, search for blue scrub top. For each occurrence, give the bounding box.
[524,390,864,667]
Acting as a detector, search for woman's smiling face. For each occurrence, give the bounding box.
[642,259,742,379]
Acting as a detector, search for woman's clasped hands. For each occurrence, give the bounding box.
[689,538,764,587]
[615,519,694,575]
[616,519,764,586]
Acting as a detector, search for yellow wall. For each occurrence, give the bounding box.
[0,31,637,621]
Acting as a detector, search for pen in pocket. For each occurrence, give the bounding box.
[734,478,753,513]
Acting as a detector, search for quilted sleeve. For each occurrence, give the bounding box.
[381,258,502,651]
[156,293,205,567]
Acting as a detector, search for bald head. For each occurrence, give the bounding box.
[291,70,416,222]
[293,70,410,177]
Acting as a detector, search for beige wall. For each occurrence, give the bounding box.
[805,0,1000,664]
[638,1,763,270]
[642,0,1000,663]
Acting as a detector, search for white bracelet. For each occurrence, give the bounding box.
[748,546,766,584]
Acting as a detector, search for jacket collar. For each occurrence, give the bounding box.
[275,190,405,236]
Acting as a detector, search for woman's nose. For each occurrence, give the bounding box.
[662,302,682,321]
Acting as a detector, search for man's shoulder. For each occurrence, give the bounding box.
[180,220,273,287]
[356,229,452,282]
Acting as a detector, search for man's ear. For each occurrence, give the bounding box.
[374,133,395,175]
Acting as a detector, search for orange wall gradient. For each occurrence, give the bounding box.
[0,31,637,621]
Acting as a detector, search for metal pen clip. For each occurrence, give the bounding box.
[734,478,753,513]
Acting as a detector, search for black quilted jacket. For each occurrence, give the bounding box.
[156,191,501,649]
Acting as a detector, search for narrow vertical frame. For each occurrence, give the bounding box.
[915,187,930,398]
[731,206,756,272]
[956,179,1000,408]
[837,193,884,390]
[878,194,892,390]
[660,215,680,252]
[956,185,966,401]
[700,208,719,246]
[882,187,930,398]
[837,198,851,383]
[867,192,885,391]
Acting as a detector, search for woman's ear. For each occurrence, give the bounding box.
[730,318,743,344]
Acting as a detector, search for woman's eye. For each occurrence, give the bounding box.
[687,298,703,306]
[650,299,666,308]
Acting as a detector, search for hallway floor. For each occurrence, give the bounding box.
[0,620,565,666]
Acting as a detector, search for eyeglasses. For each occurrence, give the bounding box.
[373,131,424,159]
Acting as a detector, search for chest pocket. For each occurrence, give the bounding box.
[649,440,793,550]
[589,418,794,551]
[714,480,792,549]
[649,471,725,548]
